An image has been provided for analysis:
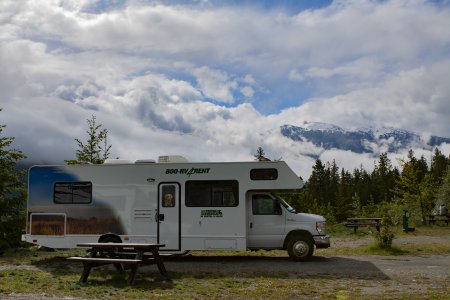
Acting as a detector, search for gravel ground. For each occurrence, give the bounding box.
[1,235,449,299]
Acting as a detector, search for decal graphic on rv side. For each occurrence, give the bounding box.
[200,209,223,218]
[27,166,127,236]
[165,167,210,176]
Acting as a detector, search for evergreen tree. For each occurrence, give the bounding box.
[430,148,449,187]
[394,150,430,225]
[299,147,450,225]
[372,153,398,203]
[307,159,327,205]
[435,168,450,211]
[416,155,429,182]
[253,147,270,161]
[327,160,340,203]
[0,109,27,252]
[335,168,354,221]
[66,115,112,164]
[353,166,372,208]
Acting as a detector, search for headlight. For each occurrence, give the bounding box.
[316,221,327,234]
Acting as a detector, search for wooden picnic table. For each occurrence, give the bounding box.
[67,243,167,285]
[427,215,450,226]
[345,217,382,232]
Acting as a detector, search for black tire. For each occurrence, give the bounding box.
[99,235,123,271]
[287,234,314,261]
[99,236,122,255]
[100,235,122,244]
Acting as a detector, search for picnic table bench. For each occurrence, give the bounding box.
[67,243,167,285]
[345,218,382,233]
[427,215,450,226]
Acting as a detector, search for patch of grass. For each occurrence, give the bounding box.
[394,243,450,255]
[0,266,449,299]
[318,240,450,257]
[365,243,409,255]
[0,247,86,265]
[317,224,450,257]
[329,224,450,238]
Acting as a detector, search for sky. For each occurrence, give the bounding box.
[1,0,450,178]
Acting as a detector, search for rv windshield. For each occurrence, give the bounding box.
[273,194,297,213]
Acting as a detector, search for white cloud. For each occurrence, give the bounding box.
[240,86,254,98]
[288,69,304,81]
[1,0,450,180]
[192,66,237,103]
[242,74,256,85]
[304,58,383,81]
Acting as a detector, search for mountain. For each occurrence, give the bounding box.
[280,122,450,154]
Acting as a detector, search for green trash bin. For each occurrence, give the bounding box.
[403,209,409,232]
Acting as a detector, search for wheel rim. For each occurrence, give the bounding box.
[292,240,309,258]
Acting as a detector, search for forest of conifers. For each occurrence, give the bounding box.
[285,149,450,227]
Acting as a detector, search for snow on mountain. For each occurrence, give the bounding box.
[280,123,450,155]
[300,121,345,132]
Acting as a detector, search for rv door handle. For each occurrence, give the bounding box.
[159,214,165,222]
[250,222,253,229]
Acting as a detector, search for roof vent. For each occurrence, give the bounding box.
[158,155,189,163]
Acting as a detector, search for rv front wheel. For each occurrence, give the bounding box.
[287,235,313,261]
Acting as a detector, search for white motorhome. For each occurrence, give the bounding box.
[23,157,330,260]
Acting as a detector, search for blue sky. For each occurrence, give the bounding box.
[1,0,450,177]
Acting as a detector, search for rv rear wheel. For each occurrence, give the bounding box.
[100,235,122,244]
[99,235,123,271]
[99,235,122,260]
[287,235,313,261]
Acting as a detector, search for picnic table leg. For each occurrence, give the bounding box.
[151,249,168,277]
[113,263,124,272]
[127,265,139,285]
[127,249,145,285]
[353,226,357,233]
[79,262,92,283]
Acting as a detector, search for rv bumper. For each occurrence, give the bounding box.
[313,235,331,248]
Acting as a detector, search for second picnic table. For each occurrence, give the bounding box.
[427,215,450,226]
[67,242,168,285]
[345,217,382,232]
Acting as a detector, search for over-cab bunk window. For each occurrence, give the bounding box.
[54,182,92,204]
[185,180,239,207]
[250,168,278,180]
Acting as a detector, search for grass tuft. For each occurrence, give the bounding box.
[365,243,409,255]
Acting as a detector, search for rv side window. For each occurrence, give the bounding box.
[54,182,92,204]
[250,168,278,180]
[185,180,238,207]
[162,185,176,207]
[252,195,282,215]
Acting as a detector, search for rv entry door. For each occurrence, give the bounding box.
[158,183,181,251]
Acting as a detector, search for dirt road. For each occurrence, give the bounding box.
[167,253,450,298]
[164,253,450,280]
